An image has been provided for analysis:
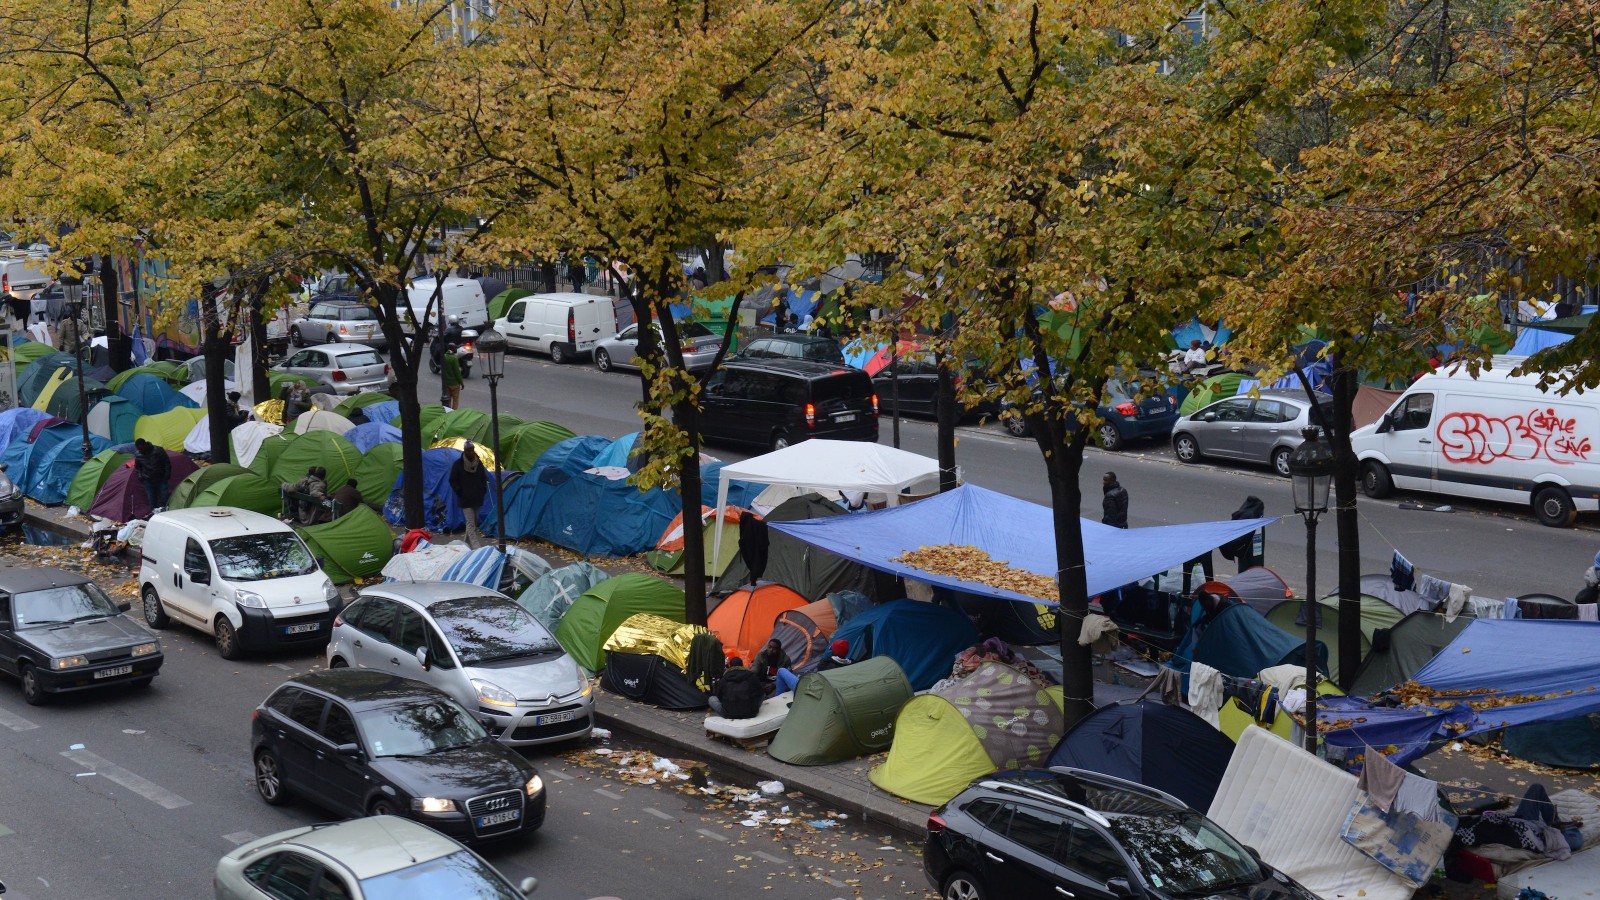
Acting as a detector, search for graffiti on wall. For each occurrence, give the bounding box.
[1437,408,1593,465]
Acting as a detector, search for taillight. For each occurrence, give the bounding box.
[383,364,390,375]
[251,709,259,722]
[331,369,347,381]
[928,812,946,834]
[333,612,346,627]
[461,342,473,355]
[871,394,879,415]
[2,274,7,293]
[804,403,816,427]
[339,325,348,334]
[567,309,576,344]
[1115,402,1137,416]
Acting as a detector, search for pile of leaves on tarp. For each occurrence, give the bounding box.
[892,543,1057,600]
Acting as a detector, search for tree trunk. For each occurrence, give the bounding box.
[704,242,727,285]
[936,351,958,491]
[674,394,709,626]
[200,285,235,463]
[1329,362,1363,688]
[1039,414,1095,727]
[249,292,271,402]
[377,282,426,528]
[98,254,131,371]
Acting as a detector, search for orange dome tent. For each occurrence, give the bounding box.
[708,584,807,662]
[768,598,839,674]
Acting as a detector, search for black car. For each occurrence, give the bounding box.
[925,768,1318,900]
[700,358,879,450]
[736,333,846,365]
[252,670,546,843]
[0,566,163,705]
[0,463,24,530]
[999,376,1180,451]
[872,354,1001,420]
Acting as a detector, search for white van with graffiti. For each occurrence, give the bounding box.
[1350,362,1599,527]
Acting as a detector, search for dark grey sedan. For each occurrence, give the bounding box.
[0,566,163,704]
[1172,391,1332,475]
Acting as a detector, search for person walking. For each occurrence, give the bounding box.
[133,439,170,514]
[449,442,489,548]
[441,344,463,408]
[568,257,587,294]
[1102,471,1129,528]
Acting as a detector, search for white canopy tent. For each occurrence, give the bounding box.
[711,440,949,572]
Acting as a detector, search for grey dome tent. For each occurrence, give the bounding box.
[1347,610,1471,697]
[1047,698,1235,812]
[712,494,886,600]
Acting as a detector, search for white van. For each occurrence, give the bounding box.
[404,276,489,332]
[0,250,51,301]
[138,508,342,658]
[496,291,617,364]
[1350,361,1600,527]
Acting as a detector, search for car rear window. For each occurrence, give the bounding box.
[340,306,378,321]
[800,340,843,362]
[680,322,714,339]
[337,351,382,368]
[809,371,873,404]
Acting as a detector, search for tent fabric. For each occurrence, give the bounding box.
[1048,698,1235,812]
[22,427,111,504]
[293,410,356,435]
[713,495,883,601]
[345,422,402,453]
[531,434,611,476]
[871,662,1065,806]
[390,403,450,439]
[517,562,609,633]
[770,600,839,674]
[86,397,141,445]
[592,432,640,470]
[183,416,213,456]
[767,656,915,766]
[832,599,980,691]
[1170,316,1233,349]
[190,472,283,516]
[465,414,525,451]
[1182,601,1311,679]
[352,443,404,505]
[334,391,394,419]
[1405,620,1600,731]
[1227,566,1293,615]
[431,408,489,443]
[1348,610,1470,697]
[771,484,1273,606]
[707,584,808,662]
[1264,595,1403,685]
[500,421,577,473]
[133,407,205,451]
[648,506,743,577]
[229,421,285,469]
[66,449,131,511]
[32,370,108,423]
[439,545,508,590]
[1209,727,1415,900]
[488,287,534,321]
[87,452,198,522]
[1352,385,1405,430]
[554,574,686,673]
[699,461,763,510]
[297,506,394,584]
[1509,326,1571,357]
[16,354,78,405]
[116,372,197,416]
[957,593,1058,646]
[715,440,943,511]
[1217,678,1342,744]
[245,432,297,478]
[1178,372,1250,416]
[356,400,400,428]
[104,361,185,392]
[1501,716,1600,769]
[381,448,487,532]
[486,466,675,557]
[11,340,54,367]
[381,543,470,583]
[169,463,252,510]
[0,407,55,458]
[600,615,716,709]
[272,430,360,487]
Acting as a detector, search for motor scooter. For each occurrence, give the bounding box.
[428,327,477,377]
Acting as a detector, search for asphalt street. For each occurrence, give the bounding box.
[0,575,931,900]
[451,350,1600,603]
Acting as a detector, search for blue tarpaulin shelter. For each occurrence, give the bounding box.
[116,372,197,416]
[832,599,979,690]
[345,422,402,453]
[1171,317,1233,349]
[440,545,508,589]
[362,400,400,427]
[1508,327,1570,356]
[767,484,1273,604]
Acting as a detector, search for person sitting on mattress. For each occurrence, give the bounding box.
[708,659,764,720]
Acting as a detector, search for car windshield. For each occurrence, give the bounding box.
[357,699,487,757]
[429,597,561,665]
[1107,811,1261,896]
[358,850,521,899]
[12,582,119,628]
[337,351,382,367]
[340,306,378,321]
[209,534,318,581]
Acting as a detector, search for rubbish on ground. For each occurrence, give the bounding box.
[69,743,85,750]
[809,819,837,828]
[759,780,784,794]
[591,728,611,740]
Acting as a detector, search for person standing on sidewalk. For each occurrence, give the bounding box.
[441,344,463,408]
[1102,471,1129,528]
[568,257,587,293]
[133,439,171,514]
[449,443,489,548]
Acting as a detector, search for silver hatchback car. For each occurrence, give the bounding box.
[1172,390,1332,475]
[326,582,594,747]
[274,343,391,395]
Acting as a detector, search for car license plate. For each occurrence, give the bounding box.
[477,810,520,828]
[95,665,133,679]
[284,622,321,635]
[535,710,576,726]
[835,413,857,422]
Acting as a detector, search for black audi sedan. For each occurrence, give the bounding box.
[0,566,163,705]
[252,670,546,843]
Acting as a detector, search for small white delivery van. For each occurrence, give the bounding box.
[404,275,490,332]
[1350,361,1600,527]
[495,291,617,364]
[138,508,342,658]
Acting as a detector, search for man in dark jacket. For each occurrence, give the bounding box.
[708,659,764,719]
[133,439,170,514]
[332,479,365,517]
[1102,471,1129,528]
[448,443,489,548]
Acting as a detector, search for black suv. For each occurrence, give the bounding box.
[925,768,1317,900]
[701,358,879,450]
[0,566,163,705]
[736,333,846,365]
[252,670,546,843]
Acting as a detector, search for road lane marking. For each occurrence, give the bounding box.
[642,807,674,821]
[818,876,847,888]
[223,831,258,845]
[60,749,192,809]
[593,787,623,800]
[544,768,572,781]
[696,827,729,842]
[755,851,788,865]
[0,708,39,731]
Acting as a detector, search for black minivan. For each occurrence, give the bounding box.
[701,359,879,450]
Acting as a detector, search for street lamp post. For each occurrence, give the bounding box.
[1287,426,1335,754]
[476,325,509,553]
[61,276,91,461]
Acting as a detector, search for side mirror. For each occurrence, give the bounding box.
[1202,412,1217,423]
[415,646,431,671]
[187,567,210,585]
[116,600,132,613]
[0,462,7,472]
[1245,844,1266,868]
[335,742,362,758]
[518,876,538,896]
[1106,877,1136,898]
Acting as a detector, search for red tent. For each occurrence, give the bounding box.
[88,451,198,522]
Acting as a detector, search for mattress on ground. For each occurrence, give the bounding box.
[705,691,792,740]
[1208,727,1412,900]
[1497,845,1600,900]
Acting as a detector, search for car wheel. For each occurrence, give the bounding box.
[1533,485,1578,528]
[770,431,791,451]
[329,657,348,669]
[1001,411,1029,438]
[1173,432,1200,462]
[595,348,612,372]
[1361,461,1393,499]
[1272,446,1293,477]
[549,342,569,364]
[942,871,986,900]
[215,616,242,660]
[1096,422,1124,451]
[289,327,304,348]
[142,586,169,628]
[255,750,287,805]
[19,663,46,707]
[369,798,399,817]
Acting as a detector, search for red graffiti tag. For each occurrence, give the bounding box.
[1437,408,1590,465]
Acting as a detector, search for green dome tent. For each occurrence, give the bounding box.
[392,403,449,439]
[105,360,186,393]
[1265,594,1403,686]
[190,472,282,515]
[467,414,526,451]
[555,574,685,673]
[134,407,206,451]
[334,391,395,419]
[352,442,404,505]
[431,408,488,443]
[11,341,55,367]
[500,421,576,472]
[271,430,360,486]
[767,657,915,766]
[16,353,77,405]
[246,432,299,478]
[66,448,132,511]
[488,287,534,321]
[297,506,393,583]
[169,463,252,510]
[1179,372,1249,416]
[870,662,1065,805]
[1347,610,1471,697]
[33,369,108,422]
[268,370,319,399]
